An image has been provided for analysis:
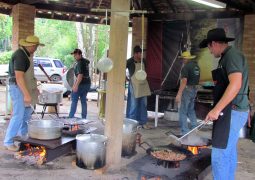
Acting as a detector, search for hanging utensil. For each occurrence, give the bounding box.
[135,13,147,81]
[96,9,113,73]
[38,64,52,81]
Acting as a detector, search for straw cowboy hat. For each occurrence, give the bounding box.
[179,51,196,59]
[199,28,235,48]
[19,35,45,47]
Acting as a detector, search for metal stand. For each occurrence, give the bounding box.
[39,103,59,118]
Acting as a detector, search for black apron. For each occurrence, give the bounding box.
[211,65,232,149]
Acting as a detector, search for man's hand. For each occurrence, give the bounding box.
[205,108,221,122]
[175,93,182,103]
[24,94,32,106]
[72,85,78,92]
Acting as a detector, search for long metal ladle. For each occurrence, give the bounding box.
[30,104,42,120]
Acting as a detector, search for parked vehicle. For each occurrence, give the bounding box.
[33,57,67,82]
[0,64,8,85]
[0,57,67,84]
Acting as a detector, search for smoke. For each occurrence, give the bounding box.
[180,133,208,146]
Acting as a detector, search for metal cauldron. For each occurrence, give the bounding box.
[76,134,108,169]
[28,120,64,140]
[122,118,139,156]
[38,92,63,104]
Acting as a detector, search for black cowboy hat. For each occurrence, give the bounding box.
[199,28,235,48]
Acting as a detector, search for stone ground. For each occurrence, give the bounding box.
[0,85,255,180]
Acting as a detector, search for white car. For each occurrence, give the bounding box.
[33,57,67,82]
[0,57,67,84]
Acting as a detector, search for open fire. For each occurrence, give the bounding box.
[15,144,46,165]
[187,146,207,155]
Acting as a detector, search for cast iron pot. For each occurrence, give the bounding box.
[28,120,64,140]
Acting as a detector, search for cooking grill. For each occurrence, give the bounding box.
[14,136,76,164]
[58,117,94,136]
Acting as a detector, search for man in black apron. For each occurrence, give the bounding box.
[200,28,249,180]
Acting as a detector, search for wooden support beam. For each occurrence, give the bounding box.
[165,0,177,13]
[105,0,129,169]
[147,0,159,14]
[148,10,245,21]
[218,0,254,12]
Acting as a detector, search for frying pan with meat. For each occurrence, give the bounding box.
[146,144,192,162]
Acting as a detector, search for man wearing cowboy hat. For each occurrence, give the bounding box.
[200,28,249,180]
[175,50,200,135]
[4,35,44,151]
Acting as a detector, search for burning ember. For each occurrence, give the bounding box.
[15,144,46,165]
[187,146,207,155]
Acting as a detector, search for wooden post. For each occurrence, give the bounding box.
[105,0,129,168]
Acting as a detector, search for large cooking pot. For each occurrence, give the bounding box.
[76,134,108,169]
[122,118,139,157]
[28,120,64,140]
[38,92,63,104]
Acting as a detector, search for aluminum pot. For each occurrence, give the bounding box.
[76,134,107,169]
[122,118,139,156]
[28,120,64,140]
[39,92,63,104]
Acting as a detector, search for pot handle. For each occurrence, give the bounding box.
[30,104,42,120]
[139,141,152,152]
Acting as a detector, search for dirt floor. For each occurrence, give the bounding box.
[0,85,255,180]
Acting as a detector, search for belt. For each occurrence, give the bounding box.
[186,85,199,89]
[8,77,17,85]
[9,81,17,85]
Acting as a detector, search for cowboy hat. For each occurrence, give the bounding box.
[179,51,196,59]
[19,35,45,47]
[199,28,235,48]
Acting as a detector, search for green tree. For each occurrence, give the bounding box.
[35,19,78,68]
[0,16,110,67]
[0,14,12,51]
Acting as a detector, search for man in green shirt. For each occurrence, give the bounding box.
[69,49,91,118]
[4,35,44,151]
[200,28,249,180]
[175,51,200,135]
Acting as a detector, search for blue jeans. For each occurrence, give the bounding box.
[179,87,198,135]
[4,85,33,146]
[126,83,148,125]
[69,83,90,119]
[212,110,248,180]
